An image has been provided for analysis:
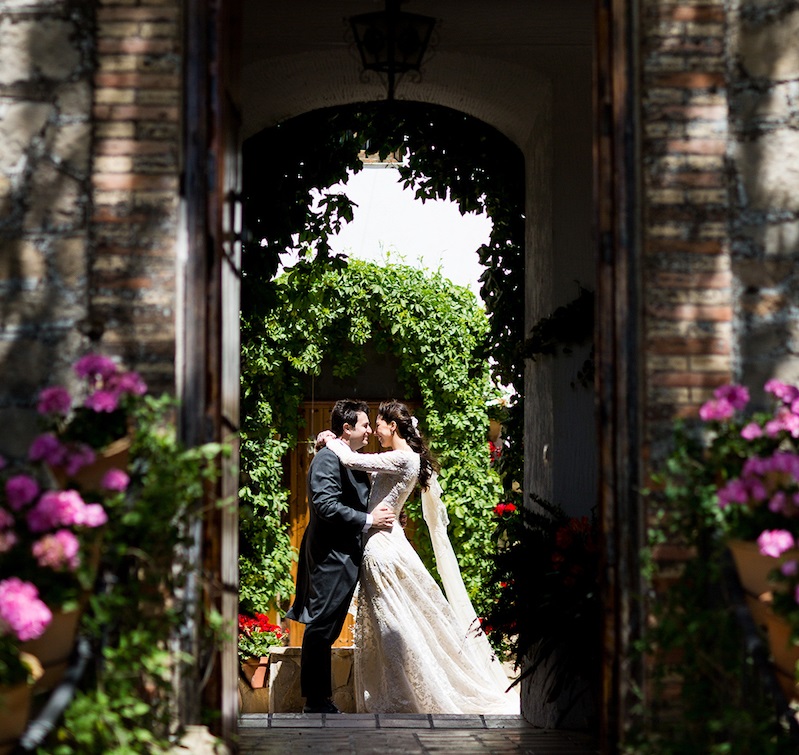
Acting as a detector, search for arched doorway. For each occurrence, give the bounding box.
[183,0,641,749]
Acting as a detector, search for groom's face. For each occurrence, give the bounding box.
[345,411,372,451]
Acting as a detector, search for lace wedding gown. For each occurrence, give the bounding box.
[328,442,519,714]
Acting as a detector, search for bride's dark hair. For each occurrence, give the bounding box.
[378,400,439,489]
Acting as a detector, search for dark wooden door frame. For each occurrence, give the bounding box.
[594,0,643,750]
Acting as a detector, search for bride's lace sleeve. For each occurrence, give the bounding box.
[326,439,413,475]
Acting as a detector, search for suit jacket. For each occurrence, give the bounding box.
[285,446,371,625]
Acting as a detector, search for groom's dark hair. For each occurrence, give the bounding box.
[331,399,370,436]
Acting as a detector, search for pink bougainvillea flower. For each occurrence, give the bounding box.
[5,474,40,511]
[757,529,795,558]
[84,390,119,413]
[108,371,148,397]
[28,433,67,466]
[101,468,129,492]
[699,397,735,422]
[781,560,799,577]
[717,478,749,508]
[26,489,87,532]
[74,354,118,382]
[32,529,81,571]
[765,379,799,405]
[769,491,788,514]
[741,422,763,440]
[36,385,72,416]
[0,577,52,642]
[64,445,96,476]
[714,384,750,410]
[77,503,108,528]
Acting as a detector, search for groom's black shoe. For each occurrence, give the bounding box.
[303,698,340,714]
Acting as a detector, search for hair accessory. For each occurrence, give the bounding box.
[411,416,419,433]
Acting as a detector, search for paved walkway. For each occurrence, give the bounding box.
[238,713,600,754]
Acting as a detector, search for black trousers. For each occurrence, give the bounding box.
[299,597,353,701]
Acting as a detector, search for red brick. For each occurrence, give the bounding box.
[651,271,731,288]
[655,171,723,188]
[97,7,179,22]
[650,372,728,387]
[646,239,725,254]
[94,73,180,89]
[651,72,725,88]
[92,174,179,190]
[98,38,177,55]
[95,139,174,155]
[662,139,726,155]
[669,6,725,22]
[648,304,732,321]
[93,105,180,122]
[648,338,730,355]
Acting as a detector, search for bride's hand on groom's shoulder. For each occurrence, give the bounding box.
[315,430,336,451]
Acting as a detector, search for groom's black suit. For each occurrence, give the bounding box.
[286,445,371,703]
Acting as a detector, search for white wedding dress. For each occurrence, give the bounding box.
[328,441,519,714]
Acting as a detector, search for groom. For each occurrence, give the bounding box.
[286,399,395,714]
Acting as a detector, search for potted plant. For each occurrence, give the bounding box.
[481,494,600,727]
[654,380,799,701]
[238,613,285,689]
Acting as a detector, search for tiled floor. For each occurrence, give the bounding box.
[238,713,600,754]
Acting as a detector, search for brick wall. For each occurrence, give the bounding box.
[641,0,732,459]
[91,0,182,394]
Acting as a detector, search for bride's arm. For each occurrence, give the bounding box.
[326,438,412,475]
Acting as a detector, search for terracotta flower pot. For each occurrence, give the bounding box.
[240,656,270,689]
[727,539,799,597]
[0,682,32,755]
[50,436,130,493]
[21,607,81,693]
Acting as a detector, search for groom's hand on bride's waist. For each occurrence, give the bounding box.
[371,504,395,530]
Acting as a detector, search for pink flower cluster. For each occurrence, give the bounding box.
[698,385,750,422]
[717,452,799,515]
[0,577,52,642]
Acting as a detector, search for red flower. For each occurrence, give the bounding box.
[494,502,517,516]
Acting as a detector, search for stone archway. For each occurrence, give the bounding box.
[196,0,639,747]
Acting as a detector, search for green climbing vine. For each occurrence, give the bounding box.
[240,259,504,613]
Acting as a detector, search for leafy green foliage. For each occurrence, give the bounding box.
[48,395,226,754]
[240,259,504,608]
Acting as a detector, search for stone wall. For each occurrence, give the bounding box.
[729,0,799,397]
[641,0,732,458]
[0,0,95,458]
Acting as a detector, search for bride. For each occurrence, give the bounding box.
[321,399,519,714]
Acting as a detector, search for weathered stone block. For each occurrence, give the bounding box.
[738,129,799,212]
[0,101,51,173]
[739,221,799,256]
[51,122,92,172]
[23,162,83,230]
[52,236,89,286]
[0,238,45,281]
[733,258,795,287]
[0,18,80,85]
[740,10,799,79]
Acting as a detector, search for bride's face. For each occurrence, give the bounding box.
[375,416,394,449]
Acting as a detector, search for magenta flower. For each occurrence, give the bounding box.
[108,371,147,396]
[27,489,87,532]
[714,384,750,410]
[741,422,763,440]
[5,475,40,511]
[32,529,81,571]
[699,397,735,422]
[782,560,799,577]
[717,479,749,508]
[757,529,795,558]
[84,390,119,413]
[74,354,118,382]
[64,445,96,476]
[101,468,129,492]
[36,386,72,416]
[765,379,799,404]
[78,503,107,528]
[0,578,52,642]
[28,433,67,466]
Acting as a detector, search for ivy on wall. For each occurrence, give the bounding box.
[240,259,504,613]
